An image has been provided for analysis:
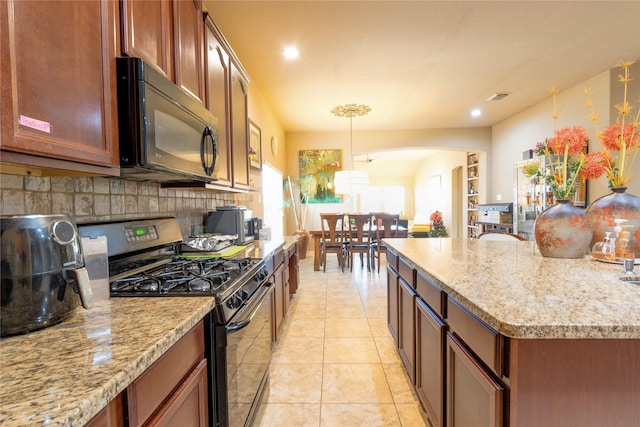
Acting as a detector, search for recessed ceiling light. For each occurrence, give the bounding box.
[470,109,482,117]
[283,46,299,59]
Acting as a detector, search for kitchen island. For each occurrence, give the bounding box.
[0,237,294,426]
[383,237,640,427]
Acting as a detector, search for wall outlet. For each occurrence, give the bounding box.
[496,194,502,201]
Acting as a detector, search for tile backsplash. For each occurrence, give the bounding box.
[0,174,254,237]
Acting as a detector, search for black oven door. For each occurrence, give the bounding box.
[117,57,219,182]
[214,281,274,427]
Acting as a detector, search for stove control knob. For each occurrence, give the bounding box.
[255,268,268,282]
[238,289,249,302]
[226,295,243,309]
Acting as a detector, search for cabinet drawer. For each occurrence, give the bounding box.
[416,271,445,318]
[273,248,285,269]
[447,299,503,376]
[386,248,398,271]
[127,321,205,426]
[398,258,415,288]
[287,243,297,258]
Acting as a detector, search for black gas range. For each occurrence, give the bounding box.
[79,217,268,322]
[78,217,274,427]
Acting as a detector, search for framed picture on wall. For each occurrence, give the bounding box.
[298,149,343,203]
[249,120,262,170]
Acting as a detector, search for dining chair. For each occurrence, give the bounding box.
[370,213,400,273]
[319,213,347,272]
[345,213,373,272]
[477,231,526,241]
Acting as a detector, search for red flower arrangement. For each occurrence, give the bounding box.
[537,87,608,200]
[584,60,640,188]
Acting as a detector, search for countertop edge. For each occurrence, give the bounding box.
[385,238,640,339]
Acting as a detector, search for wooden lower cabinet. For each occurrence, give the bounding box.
[398,277,416,383]
[446,333,503,427]
[387,266,400,344]
[271,248,288,344]
[86,394,125,427]
[145,359,209,427]
[415,298,446,427]
[127,321,207,427]
[288,243,299,295]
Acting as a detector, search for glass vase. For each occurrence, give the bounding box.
[586,187,640,258]
[534,200,593,259]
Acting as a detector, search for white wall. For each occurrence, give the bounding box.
[413,150,468,237]
[284,127,491,234]
[491,65,640,204]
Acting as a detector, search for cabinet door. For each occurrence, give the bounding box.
[272,264,285,342]
[145,359,209,427]
[387,266,400,344]
[416,298,447,427]
[120,0,173,80]
[204,18,232,186]
[288,244,299,294]
[173,0,205,104]
[230,63,250,189]
[399,277,416,383]
[0,0,119,172]
[85,393,125,427]
[446,333,503,427]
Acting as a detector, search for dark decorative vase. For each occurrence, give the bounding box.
[294,230,309,259]
[534,200,593,259]
[586,187,640,258]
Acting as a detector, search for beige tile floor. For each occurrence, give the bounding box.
[253,255,429,427]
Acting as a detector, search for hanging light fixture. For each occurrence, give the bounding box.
[331,103,371,195]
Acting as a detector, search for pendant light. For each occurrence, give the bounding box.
[331,103,371,195]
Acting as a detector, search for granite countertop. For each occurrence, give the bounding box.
[384,238,640,339]
[0,238,296,426]
[0,297,215,426]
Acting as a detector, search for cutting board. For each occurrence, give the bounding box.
[179,245,248,259]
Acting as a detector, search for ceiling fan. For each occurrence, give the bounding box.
[355,154,376,164]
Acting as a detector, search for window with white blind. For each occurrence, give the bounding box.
[359,186,405,214]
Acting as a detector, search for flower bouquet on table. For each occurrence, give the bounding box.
[429,211,448,237]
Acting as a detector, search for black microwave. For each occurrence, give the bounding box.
[116,57,219,182]
[205,208,255,245]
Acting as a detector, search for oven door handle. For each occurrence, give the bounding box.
[226,281,274,333]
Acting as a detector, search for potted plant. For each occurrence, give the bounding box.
[429,211,448,237]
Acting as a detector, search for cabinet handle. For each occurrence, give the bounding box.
[200,126,217,176]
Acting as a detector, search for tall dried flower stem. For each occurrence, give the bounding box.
[287,176,300,230]
[584,60,639,187]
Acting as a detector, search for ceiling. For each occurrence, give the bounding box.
[205,1,640,135]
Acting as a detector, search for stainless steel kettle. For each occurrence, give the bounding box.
[1,214,94,337]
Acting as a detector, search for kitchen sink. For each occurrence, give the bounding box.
[619,276,640,285]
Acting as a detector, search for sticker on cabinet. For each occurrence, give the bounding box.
[19,115,51,133]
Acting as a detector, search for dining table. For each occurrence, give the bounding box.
[309,226,408,271]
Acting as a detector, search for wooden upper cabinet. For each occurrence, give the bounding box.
[230,63,250,189]
[0,0,119,173]
[204,17,232,186]
[121,0,173,80]
[173,0,205,104]
[121,0,205,105]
